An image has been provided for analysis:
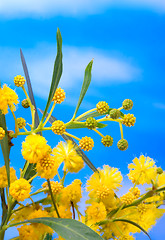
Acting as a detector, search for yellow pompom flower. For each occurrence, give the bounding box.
[122,113,136,127]
[79,136,94,151]
[28,209,53,235]
[0,166,17,188]
[42,181,63,195]
[9,179,31,202]
[128,155,157,185]
[60,179,82,205]
[0,127,5,140]
[36,154,59,179]
[22,134,51,163]
[119,234,135,240]
[18,225,39,240]
[52,87,65,103]
[157,172,165,187]
[86,202,107,223]
[129,187,140,199]
[53,141,84,173]
[86,165,123,202]
[17,117,26,129]
[120,192,135,205]
[0,84,19,114]
[52,205,72,219]
[96,101,109,114]
[14,75,26,87]
[52,120,66,135]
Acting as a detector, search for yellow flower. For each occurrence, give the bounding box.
[52,120,66,135]
[18,225,40,240]
[60,179,82,205]
[52,87,65,103]
[9,179,31,202]
[0,127,5,140]
[86,165,122,201]
[79,136,94,151]
[42,181,63,195]
[0,84,19,114]
[53,141,84,173]
[157,172,165,187]
[14,75,26,87]
[28,209,53,235]
[129,187,141,199]
[36,154,59,179]
[120,192,135,205]
[86,202,107,223]
[17,117,26,129]
[22,134,51,163]
[52,205,72,219]
[0,166,17,188]
[119,234,135,240]
[128,155,157,185]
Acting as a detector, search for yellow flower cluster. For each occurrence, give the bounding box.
[0,127,5,140]
[0,166,17,188]
[14,75,26,87]
[52,87,66,104]
[0,84,19,114]
[9,179,31,201]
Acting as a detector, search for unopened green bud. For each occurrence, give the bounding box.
[109,109,121,119]
[85,117,97,130]
[157,167,163,175]
[122,99,133,110]
[21,99,30,108]
[101,135,113,147]
[117,139,128,151]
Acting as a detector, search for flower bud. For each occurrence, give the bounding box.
[21,99,30,108]
[109,109,121,119]
[52,120,66,135]
[122,99,133,110]
[117,139,128,151]
[79,136,94,151]
[101,135,113,147]
[85,117,97,130]
[96,101,109,114]
[14,75,26,87]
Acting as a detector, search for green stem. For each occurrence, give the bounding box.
[43,102,56,127]
[10,108,19,136]
[74,108,97,121]
[119,122,124,139]
[47,179,60,218]
[93,129,104,138]
[63,132,81,141]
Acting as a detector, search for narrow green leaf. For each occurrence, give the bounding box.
[41,28,63,122]
[113,219,152,240]
[66,121,107,129]
[9,217,103,240]
[0,112,10,186]
[77,110,111,121]
[39,109,98,173]
[72,59,93,119]
[20,49,40,128]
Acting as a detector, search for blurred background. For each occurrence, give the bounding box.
[0,0,165,239]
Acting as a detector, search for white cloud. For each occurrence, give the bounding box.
[0,44,139,100]
[0,0,165,18]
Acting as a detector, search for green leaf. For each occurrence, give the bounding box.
[9,217,103,240]
[77,110,111,121]
[0,112,10,186]
[20,49,40,128]
[113,219,152,240]
[39,109,98,173]
[66,121,107,129]
[72,59,93,119]
[41,28,63,122]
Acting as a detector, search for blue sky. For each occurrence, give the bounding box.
[1,1,165,239]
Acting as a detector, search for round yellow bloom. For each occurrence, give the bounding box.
[0,127,5,140]
[22,134,51,163]
[79,136,94,151]
[18,225,39,240]
[36,154,59,179]
[86,165,123,202]
[52,87,65,103]
[129,187,140,199]
[28,209,53,235]
[86,202,107,223]
[157,172,165,187]
[120,192,135,205]
[14,75,26,87]
[96,101,109,114]
[9,179,31,202]
[123,114,136,127]
[119,234,135,240]
[42,181,63,195]
[52,120,66,135]
[0,166,17,188]
[128,155,157,185]
[53,141,84,173]
[0,84,19,115]
[17,117,26,129]
[52,205,72,219]
[60,180,82,205]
